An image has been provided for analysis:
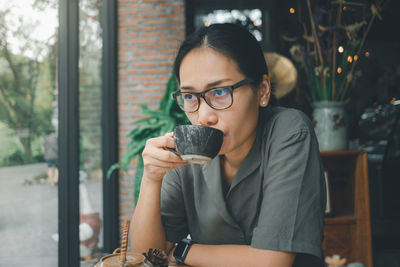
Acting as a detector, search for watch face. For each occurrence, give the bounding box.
[174,241,187,256]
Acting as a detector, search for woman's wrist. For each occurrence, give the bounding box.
[183,243,199,266]
[142,170,164,185]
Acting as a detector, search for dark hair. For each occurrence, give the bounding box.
[173,23,268,87]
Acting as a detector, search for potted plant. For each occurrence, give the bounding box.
[107,75,188,203]
[284,0,385,151]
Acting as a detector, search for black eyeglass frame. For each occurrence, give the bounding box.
[172,78,254,113]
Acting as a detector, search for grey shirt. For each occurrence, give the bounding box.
[161,107,326,266]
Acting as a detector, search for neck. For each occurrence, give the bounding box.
[221,130,257,186]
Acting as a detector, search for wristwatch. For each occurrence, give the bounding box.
[173,238,196,265]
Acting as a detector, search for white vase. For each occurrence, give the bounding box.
[312,101,348,151]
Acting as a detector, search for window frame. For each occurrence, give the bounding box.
[58,0,119,265]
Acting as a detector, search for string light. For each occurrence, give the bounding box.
[337,67,342,74]
[365,51,370,57]
[338,46,344,53]
[354,55,358,61]
[204,21,211,27]
[347,56,353,63]
[289,8,295,14]
[343,6,348,11]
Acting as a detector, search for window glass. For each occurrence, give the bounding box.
[0,0,59,266]
[194,9,263,41]
[78,0,104,265]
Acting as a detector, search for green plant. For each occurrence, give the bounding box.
[107,75,189,203]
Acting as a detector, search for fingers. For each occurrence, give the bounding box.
[164,132,173,138]
[144,137,183,163]
[144,154,186,169]
[141,134,187,181]
[150,133,176,150]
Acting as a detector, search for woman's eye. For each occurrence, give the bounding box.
[183,94,194,100]
[213,88,229,96]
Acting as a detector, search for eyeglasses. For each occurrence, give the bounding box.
[172,78,254,113]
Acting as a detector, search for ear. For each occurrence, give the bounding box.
[258,74,271,107]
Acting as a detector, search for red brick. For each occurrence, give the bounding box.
[142,0,166,2]
[141,55,168,61]
[119,32,139,38]
[159,62,173,66]
[141,31,167,37]
[119,9,138,15]
[119,107,141,113]
[143,81,170,86]
[119,83,138,87]
[119,70,139,75]
[119,57,139,62]
[133,75,158,81]
[119,209,134,214]
[129,3,154,9]
[137,9,163,15]
[169,18,185,25]
[159,25,184,31]
[119,21,140,27]
[159,2,183,7]
[119,45,139,50]
[159,37,182,42]
[129,38,157,44]
[118,27,128,33]
[172,7,184,13]
[136,26,157,32]
[159,49,178,54]
[120,184,134,189]
[133,50,157,56]
[142,69,169,74]
[131,62,158,68]
[141,19,166,25]
[141,43,166,49]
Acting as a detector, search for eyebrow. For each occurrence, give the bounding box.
[180,78,233,91]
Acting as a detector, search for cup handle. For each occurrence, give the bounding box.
[167,147,179,156]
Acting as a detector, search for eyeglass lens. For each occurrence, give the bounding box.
[177,87,232,112]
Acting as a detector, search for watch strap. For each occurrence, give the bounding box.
[173,238,196,265]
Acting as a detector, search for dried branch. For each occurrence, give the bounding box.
[332,1,343,100]
[306,0,324,66]
[339,4,380,100]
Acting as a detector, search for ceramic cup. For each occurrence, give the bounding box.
[173,125,224,164]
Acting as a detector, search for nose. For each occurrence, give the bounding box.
[197,98,218,126]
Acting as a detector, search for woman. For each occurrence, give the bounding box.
[130,23,326,267]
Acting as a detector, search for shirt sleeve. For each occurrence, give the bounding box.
[251,111,326,260]
[160,168,189,243]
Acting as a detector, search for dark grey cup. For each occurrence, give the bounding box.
[173,125,224,164]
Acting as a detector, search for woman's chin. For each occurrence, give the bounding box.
[217,143,228,156]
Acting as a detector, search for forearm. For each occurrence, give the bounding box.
[130,175,166,253]
[185,244,295,267]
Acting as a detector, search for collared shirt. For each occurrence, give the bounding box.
[161,106,326,266]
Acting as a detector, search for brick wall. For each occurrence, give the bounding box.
[117,0,185,224]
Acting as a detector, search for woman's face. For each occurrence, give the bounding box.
[179,47,268,158]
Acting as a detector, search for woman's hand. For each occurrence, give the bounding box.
[142,132,187,182]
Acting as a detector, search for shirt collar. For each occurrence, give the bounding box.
[229,126,262,191]
[202,124,262,196]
